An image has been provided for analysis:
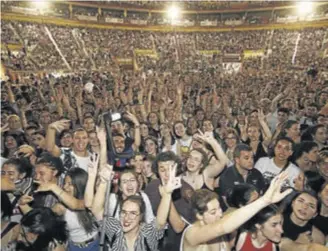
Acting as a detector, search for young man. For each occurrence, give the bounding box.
[218,144,266,198]
[145,151,195,251]
[46,120,90,172]
[255,137,301,189]
[280,191,326,251]
[181,172,292,251]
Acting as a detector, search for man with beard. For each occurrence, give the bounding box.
[109,112,141,172]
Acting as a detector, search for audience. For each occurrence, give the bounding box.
[1,2,328,251]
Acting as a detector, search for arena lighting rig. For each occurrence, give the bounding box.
[31,0,49,11]
[297,1,314,16]
[167,5,181,20]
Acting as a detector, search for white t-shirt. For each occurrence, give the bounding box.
[255,157,301,188]
[64,208,98,242]
[60,148,91,172]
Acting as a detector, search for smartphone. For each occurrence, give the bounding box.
[111,113,121,122]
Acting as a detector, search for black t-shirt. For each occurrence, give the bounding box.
[145,179,195,251]
[283,212,313,241]
[312,215,328,236]
[217,165,266,197]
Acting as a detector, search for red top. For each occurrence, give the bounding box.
[239,232,274,251]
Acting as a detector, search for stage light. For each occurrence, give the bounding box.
[31,0,49,10]
[297,1,313,15]
[167,5,180,20]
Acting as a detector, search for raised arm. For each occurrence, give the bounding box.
[91,166,113,220]
[84,153,100,209]
[34,181,85,210]
[124,112,141,151]
[46,120,70,157]
[196,131,229,178]
[185,172,292,246]
[156,164,181,230]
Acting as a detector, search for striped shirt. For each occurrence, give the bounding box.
[101,217,165,251]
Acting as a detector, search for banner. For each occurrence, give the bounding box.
[244,50,265,58]
[76,15,97,22]
[223,62,242,74]
[11,6,38,15]
[134,49,158,59]
[116,58,133,65]
[130,19,148,25]
[224,19,243,26]
[200,20,217,26]
[171,19,195,27]
[197,50,221,56]
[105,17,124,24]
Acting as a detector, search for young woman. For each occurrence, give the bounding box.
[1,158,33,223]
[174,121,193,159]
[182,131,228,191]
[142,155,158,184]
[2,133,26,159]
[59,130,73,148]
[32,167,98,250]
[224,128,239,162]
[87,163,181,251]
[159,123,176,153]
[239,111,272,163]
[236,205,283,251]
[85,161,154,223]
[276,120,300,144]
[144,136,159,157]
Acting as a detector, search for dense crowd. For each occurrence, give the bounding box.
[1,11,328,251]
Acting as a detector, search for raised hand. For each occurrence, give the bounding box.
[15,144,35,157]
[88,152,100,177]
[262,171,292,204]
[0,123,10,134]
[258,108,266,122]
[195,129,217,145]
[124,111,139,125]
[49,119,70,132]
[160,163,181,195]
[99,164,113,183]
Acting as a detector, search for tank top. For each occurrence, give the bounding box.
[238,232,274,251]
[180,225,229,251]
[64,209,98,243]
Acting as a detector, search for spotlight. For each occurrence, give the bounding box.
[167,5,180,20]
[31,0,49,10]
[297,1,313,16]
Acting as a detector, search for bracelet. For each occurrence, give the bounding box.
[135,125,140,129]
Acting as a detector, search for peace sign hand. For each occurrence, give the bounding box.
[88,153,100,178]
[195,129,217,146]
[262,171,292,205]
[159,163,181,196]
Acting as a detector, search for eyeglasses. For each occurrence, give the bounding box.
[121,178,137,184]
[120,210,140,220]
